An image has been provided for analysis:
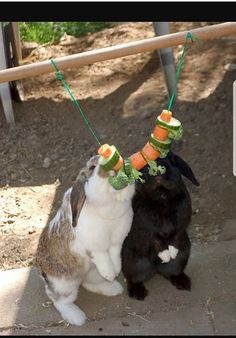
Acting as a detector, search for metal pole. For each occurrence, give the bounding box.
[153,22,176,99]
[0,23,15,125]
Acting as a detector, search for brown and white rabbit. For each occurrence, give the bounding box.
[35,155,135,326]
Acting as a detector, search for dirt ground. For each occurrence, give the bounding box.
[0,22,236,271]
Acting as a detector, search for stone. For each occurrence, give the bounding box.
[22,42,39,58]
[43,157,51,169]
[60,33,78,46]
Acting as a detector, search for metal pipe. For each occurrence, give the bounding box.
[153,22,176,99]
[0,22,15,125]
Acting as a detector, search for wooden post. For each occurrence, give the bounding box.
[11,22,22,66]
[0,22,235,84]
[0,23,15,125]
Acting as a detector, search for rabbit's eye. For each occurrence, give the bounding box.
[89,165,96,171]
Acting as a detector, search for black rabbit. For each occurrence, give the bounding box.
[121,151,200,300]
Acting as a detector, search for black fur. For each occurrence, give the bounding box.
[121,151,199,300]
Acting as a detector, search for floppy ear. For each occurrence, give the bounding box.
[169,151,200,186]
[70,178,86,228]
[70,155,99,227]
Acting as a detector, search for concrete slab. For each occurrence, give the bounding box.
[0,240,236,335]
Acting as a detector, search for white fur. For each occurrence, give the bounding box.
[45,275,86,326]
[82,267,123,296]
[158,246,179,264]
[44,164,135,325]
[70,165,135,279]
[158,249,171,263]
[168,245,179,259]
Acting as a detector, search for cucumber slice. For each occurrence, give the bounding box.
[123,158,132,177]
[156,116,182,131]
[168,125,183,140]
[98,145,120,171]
[149,134,172,150]
[148,134,171,158]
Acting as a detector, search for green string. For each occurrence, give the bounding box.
[50,59,101,146]
[167,32,197,112]
[51,32,197,147]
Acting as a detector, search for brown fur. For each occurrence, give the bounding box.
[35,219,85,278]
[34,157,101,279]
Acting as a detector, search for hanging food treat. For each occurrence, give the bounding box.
[153,125,169,141]
[142,142,161,160]
[98,146,145,190]
[124,157,145,184]
[156,110,183,140]
[129,151,147,171]
[149,134,171,158]
[97,109,183,190]
[52,32,193,192]
[98,144,123,171]
[108,166,130,190]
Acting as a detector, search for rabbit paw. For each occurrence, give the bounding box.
[98,266,116,282]
[58,304,86,326]
[168,245,179,259]
[128,282,149,300]
[170,273,191,291]
[82,279,123,296]
[158,249,171,263]
[113,261,121,276]
[109,248,121,276]
[104,280,124,296]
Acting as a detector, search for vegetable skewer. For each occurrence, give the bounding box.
[97,109,183,190]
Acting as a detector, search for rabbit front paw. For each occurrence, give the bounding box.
[109,246,122,276]
[98,266,116,282]
[168,245,179,259]
[158,249,171,263]
[91,251,116,282]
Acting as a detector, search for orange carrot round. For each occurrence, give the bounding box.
[98,144,112,158]
[160,109,172,122]
[129,151,147,170]
[153,125,169,141]
[113,156,124,171]
[142,142,160,160]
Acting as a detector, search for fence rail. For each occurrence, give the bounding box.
[0,22,235,84]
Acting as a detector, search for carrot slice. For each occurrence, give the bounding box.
[113,156,124,171]
[153,126,169,141]
[142,142,160,160]
[129,151,147,170]
[160,109,172,122]
[98,144,112,158]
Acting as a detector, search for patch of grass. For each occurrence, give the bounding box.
[19,22,111,45]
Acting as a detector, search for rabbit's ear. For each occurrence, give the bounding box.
[70,155,99,227]
[70,180,86,227]
[169,151,200,186]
